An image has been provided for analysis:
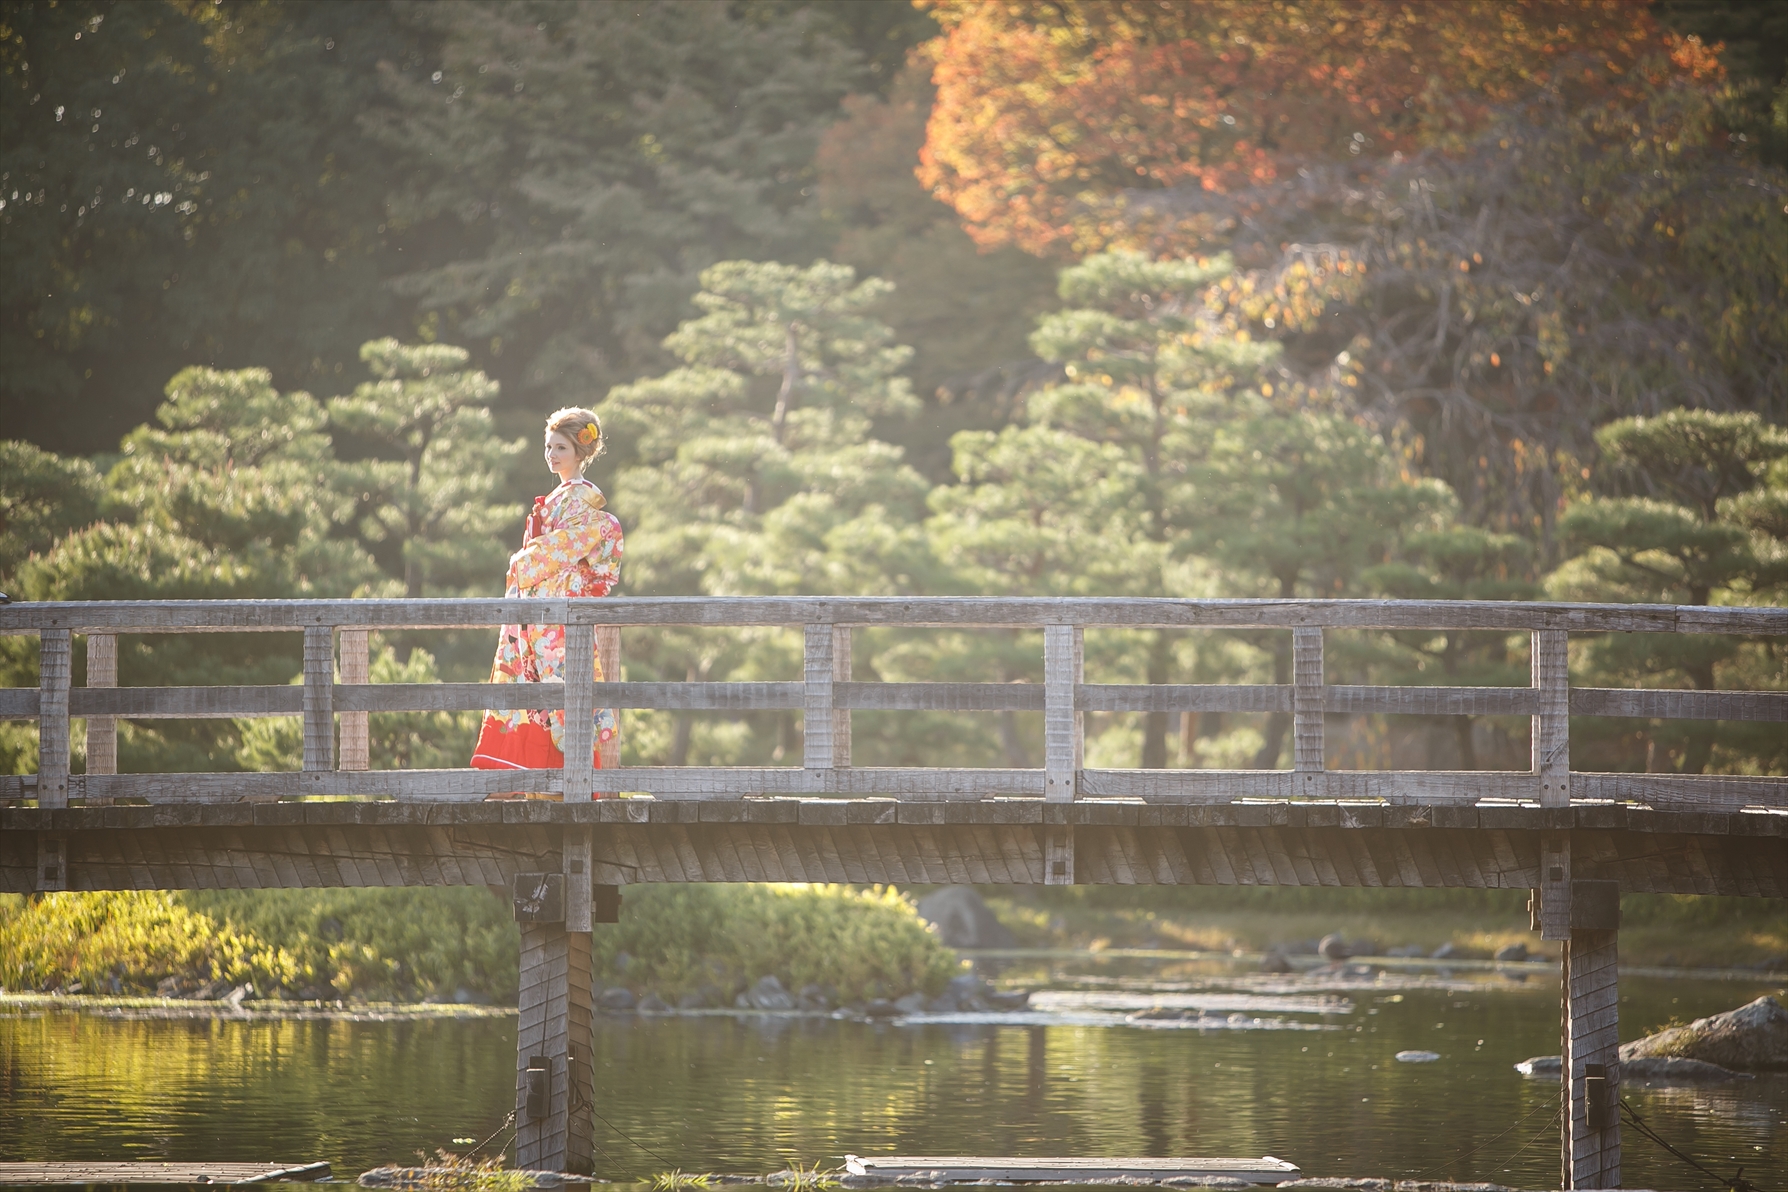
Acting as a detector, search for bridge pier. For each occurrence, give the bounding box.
[509,824,621,1175]
[1534,832,1622,1190]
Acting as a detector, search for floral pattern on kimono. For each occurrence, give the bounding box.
[475,478,623,762]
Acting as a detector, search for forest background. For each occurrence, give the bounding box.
[2,1,1787,991]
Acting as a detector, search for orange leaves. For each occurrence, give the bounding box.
[919,0,1692,256]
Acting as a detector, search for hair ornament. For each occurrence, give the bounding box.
[576,423,600,447]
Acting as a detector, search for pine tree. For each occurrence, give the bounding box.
[326,340,520,598]
[600,260,928,765]
[1548,410,1788,773]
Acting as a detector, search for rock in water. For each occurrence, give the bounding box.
[636,991,670,1013]
[915,886,1017,948]
[746,974,796,1011]
[1318,933,1349,961]
[597,987,636,1012]
[1395,1050,1441,1063]
[893,992,927,1014]
[1260,949,1293,974]
[1621,995,1788,1069]
[1494,942,1529,962]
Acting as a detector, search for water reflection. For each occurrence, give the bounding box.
[2,964,1782,1189]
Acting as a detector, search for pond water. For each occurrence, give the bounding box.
[3,958,1783,1189]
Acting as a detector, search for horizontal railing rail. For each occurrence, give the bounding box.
[2,597,1784,828]
[3,595,1785,634]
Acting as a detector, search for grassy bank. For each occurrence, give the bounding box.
[0,884,960,1004]
[975,886,1788,969]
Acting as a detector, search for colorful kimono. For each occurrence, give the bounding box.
[470,478,623,773]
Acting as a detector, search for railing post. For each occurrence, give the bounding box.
[302,625,335,773]
[38,629,71,808]
[562,623,596,802]
[595,626,622,793]
[1044,624,1082,802]
[804,624,851,774]
[85,633,118,788]
[338,628,369,772]
[1292,627,1324,795]
[1532,628,1570,806]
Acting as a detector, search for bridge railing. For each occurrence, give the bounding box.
[1,597,1784,813]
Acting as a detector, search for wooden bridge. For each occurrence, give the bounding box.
[3,595,1785,1190]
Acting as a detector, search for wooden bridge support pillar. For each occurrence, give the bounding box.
[1562,926,1621,1189]
[513,920,593,1174]
[1535,832,1622,1190]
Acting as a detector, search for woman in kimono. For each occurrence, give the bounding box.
[470,407,623,784]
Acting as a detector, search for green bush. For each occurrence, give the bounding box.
[0,891,296,994]
[181,887,519,1002]
[591,883,960,1004]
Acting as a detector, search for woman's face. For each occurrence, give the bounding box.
[544,430,580,481]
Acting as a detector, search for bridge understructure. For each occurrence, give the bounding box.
[4,596,1785,1189]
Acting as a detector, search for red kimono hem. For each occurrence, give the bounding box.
[470,716,604,771]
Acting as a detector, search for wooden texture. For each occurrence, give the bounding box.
[1563,928,1621,1190]
[1533,630,1570,807]
[1044,626,1083,803]
[566,927,593,1175]
[562,624,596,803]
[37,629,70,809]
[842,1157,1299,1185]
[515,923,571,1172]
[596,626,622,793]
[0,1161,331,1185]
[5,805,1781,897]
[84,632,118,779]
[1571,686,1787,721]
[301,626,333,773]
[1292,627,1324,796]
[338,628,369,772]
[1539,833,1572,941]
[804,625,841,769]
[7,594,1784,633]
[18,677,1782,723]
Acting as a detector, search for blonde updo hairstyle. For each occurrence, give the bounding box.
[545,407,603,471]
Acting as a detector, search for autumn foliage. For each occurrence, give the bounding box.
[917,0,1719,255]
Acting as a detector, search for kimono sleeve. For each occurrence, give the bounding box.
[508,484,618,592]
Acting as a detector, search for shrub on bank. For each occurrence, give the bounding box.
[591,883,960,1005]
[182,887,520,1002]
[0,884,959,1005]
[0,891,296,994]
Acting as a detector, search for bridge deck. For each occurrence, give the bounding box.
[7,800,1781,896]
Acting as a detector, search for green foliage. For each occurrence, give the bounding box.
[0,891,295,994]
[181,887,519,1002]
[589,883,960,1004]
[1,1,420,452]
[1548,410,1788,774]
[0,440,103,586]
[327,340,520,597]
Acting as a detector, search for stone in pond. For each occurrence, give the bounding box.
[1318,933,1349,961]
[798,983,832,1011]
[1516,1053,1751,1084]
[1260,949,1293,974]
[864,998,900,1018]
[1621,994,1788,1070]
[1494,942,1529,962]
[636,992,670,1013]
[677,988,711,1010]
[1395,1050,1441,1063]
[893,992,927,1014]
[915,886,1017,948]
[746,974,796,1011]
[1430,941,1458,960]
[597,987,636,1012]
